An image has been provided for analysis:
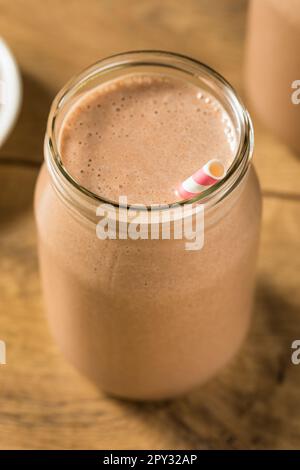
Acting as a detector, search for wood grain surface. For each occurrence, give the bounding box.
[0,0,300,450]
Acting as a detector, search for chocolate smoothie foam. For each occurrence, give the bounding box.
[35,61,261,400]
[59,75,236,205]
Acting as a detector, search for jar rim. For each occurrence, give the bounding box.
[45,50,253,215]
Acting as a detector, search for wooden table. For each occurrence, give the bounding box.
[0,0,300,450]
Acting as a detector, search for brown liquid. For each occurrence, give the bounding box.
[59,75,236,204]
[35,73,261,400]
[245,0,300,152]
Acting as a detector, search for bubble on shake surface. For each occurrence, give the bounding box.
[59,74,237,205]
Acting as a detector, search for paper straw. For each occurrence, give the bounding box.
[177,159,226,200]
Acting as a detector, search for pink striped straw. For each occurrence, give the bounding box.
[176,159,226,200]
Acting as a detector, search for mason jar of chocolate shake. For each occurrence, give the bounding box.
[35,51,261,400]
[245,0,300,153]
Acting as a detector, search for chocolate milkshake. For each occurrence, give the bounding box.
[59,75,235,205]
[245,0,300,152]
[35,52,261,400]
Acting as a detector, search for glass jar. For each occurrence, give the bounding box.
[34,51,261,400]
[245,0,300,152]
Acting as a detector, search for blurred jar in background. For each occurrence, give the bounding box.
[245,0,300,153]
